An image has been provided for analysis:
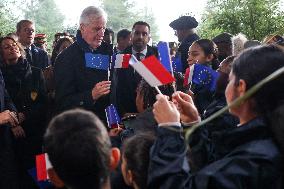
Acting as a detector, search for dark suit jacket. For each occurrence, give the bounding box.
[111,45,158,116]
[30,44,50,69]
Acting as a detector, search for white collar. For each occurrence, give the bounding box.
[132,46,147,56]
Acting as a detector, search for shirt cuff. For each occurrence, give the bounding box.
[181,116,201,127]
[158,122,181,127]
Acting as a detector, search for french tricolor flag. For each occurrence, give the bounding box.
[36,153,52,181]
[114,54,131,68]
[183,65,195,86]
[129,55,175,87]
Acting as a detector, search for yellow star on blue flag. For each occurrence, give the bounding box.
[85,53,109,70]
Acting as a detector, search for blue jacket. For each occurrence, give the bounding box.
[148,118,283,189]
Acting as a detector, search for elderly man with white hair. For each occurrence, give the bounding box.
[54,6,113,123]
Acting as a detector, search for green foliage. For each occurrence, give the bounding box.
[198,0,284,40]
[102,0,159,42]
[22,0,65,49]
[0,0,18,36]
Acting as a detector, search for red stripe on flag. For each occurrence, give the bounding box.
[36,154,47,181]
[122,54,131,68]
[141,56,175,85]
[184,68,190,86]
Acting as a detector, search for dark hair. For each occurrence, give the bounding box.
[117,29,131,42]
[44,109,111,189]
[232,45,284,151]
[50,37,74,64]
[194,39,220,70]
[215,56,235,95]
[16,20,33,32]
[137,75,184,110]
[122,133,155,189]
[104,28,114,36]
[132,21,151,32]
[0,36,24,59]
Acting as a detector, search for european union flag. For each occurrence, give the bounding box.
[157,41,172,72]
[192,64,219,91]
[105,104,121,129]
[172,54,183,72]
[85,53,109,70]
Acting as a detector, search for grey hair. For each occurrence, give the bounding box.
[79,6,107,25]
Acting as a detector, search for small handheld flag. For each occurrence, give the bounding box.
[114,54,131,68]
[192,64,219,91]
[28,168,53,189]
[183,65,195,86]
[157,41,172,73]
[172,54,183,72]
[85,53,109,70]
[129,55,175,87]
[36,153,52,181]
[105,104,121,129]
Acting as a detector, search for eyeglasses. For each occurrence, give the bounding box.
[24,28,35,34]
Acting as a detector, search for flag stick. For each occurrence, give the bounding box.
[107,68,110,81]
[155,86,162,95]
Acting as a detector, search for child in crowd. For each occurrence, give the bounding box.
[187,39,219,113]
[187,39,219,69]
[149,45,284,189]
[121,134,155,189]
[44,109,121,189]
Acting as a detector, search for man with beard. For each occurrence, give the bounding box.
[111,21,158,116]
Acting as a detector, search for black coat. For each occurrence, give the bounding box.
[54,30,112,123]
[1,58,48,175]
[111,45,158,115]
[1,58,47,133]
[0,69,19,189]
[148,118,283,189]
[178,33,200,73]
[188,94,239,172]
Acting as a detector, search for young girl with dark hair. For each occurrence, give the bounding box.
[187,39,219,69]
[149,45,284,189]
[187,39,220,114]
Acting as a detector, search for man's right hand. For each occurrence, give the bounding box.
[0,110,19,127]
[92,81,111,100]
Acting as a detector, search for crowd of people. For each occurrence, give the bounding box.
[0,5,284,189]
